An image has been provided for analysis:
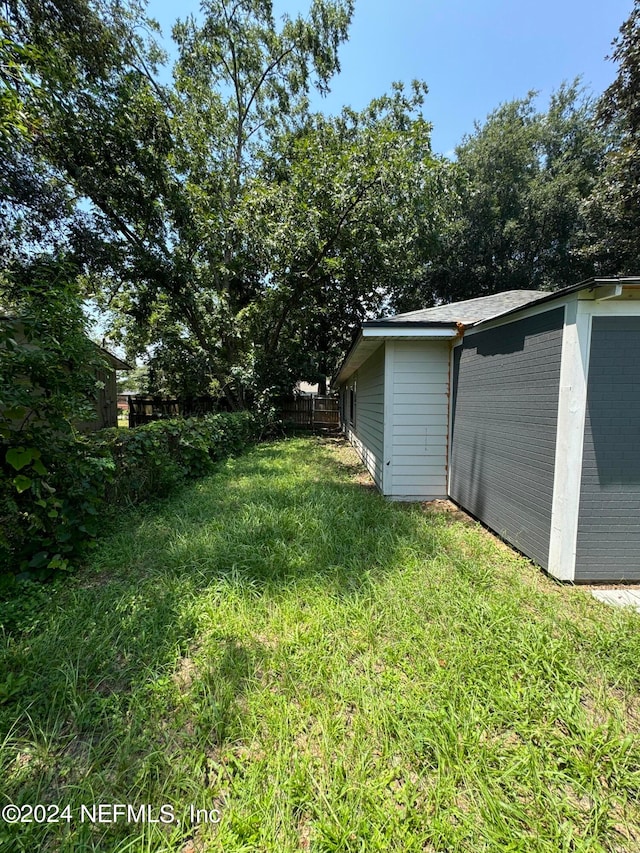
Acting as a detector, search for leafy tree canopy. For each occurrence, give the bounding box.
[584,0,640,273]
[404,83,608,311]
[77,0,441,405]
[2,0,634,407]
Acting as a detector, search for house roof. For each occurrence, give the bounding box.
[333,276,640,387]
[98,346,131,371]
[365,290,547,327]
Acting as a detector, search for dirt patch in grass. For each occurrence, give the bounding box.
[173,655,198,692]
[420,498,475,526]
[580,683,640,732]
[317,436,376,486]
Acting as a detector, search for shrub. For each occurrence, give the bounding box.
[1,411,261,579]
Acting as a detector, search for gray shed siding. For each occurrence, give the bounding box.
[575,316,640,581]
[344,345,385,490]
[450,309,564,568]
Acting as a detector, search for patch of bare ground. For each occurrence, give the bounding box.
[420,498,475,526]
[352,470,376,488]
[317,436,376,486]
[581,684,640,732]
[251,631,279,651]
[478,728,524,750]
[79,568,114,590]
[297,813,313,850]
[93,673,130,696]
[564,784,595,815]
[180,832,207,853]
[173,654,198,692]
[293,718,323,760]
[610,806,640,852]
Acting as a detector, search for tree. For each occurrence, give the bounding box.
[7,0,358,406]
[103,2,441,404]
[584,0,640,273]
[1,1,441,404]
[240,85,440,394]
[1,0,167,256]
[0,0,138,452]
[412,84,606,310]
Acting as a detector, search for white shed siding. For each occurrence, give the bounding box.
[389,340,450,499]
[345,344,385,489]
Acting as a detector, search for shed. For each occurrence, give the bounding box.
[0,309,130,432]
[88,347,131,430]
[334,277,640,582]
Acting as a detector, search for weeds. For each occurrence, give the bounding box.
[0,437,638,851]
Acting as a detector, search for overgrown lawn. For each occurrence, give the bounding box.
[1,437,639,852]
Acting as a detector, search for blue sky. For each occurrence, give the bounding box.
[147,0,633,154]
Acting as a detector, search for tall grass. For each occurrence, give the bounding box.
[1,437,639,852]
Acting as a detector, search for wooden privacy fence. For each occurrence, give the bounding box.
[125,394,340,430]
[276,395,340,430]
[127,396,217,428]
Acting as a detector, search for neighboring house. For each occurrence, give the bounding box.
[85,347,131,431]
[1,310,130,431]
[333,277,640,583]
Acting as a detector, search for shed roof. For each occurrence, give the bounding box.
[366,290,547,327]
[333,276,640,387]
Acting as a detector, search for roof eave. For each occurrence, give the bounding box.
[332,324,458,388]
[363,319,460,329]
[99,346,131,371]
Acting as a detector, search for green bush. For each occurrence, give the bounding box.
[1,411,261,579]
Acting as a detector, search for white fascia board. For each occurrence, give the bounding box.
[594,284,623,301]
[589,299,640,317]
[583,281,640,302]
[333,336,383,387]
[336,326,458,387]
[362,326,458,339]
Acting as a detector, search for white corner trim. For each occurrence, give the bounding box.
[382,342,395,496]
[548,301,592,581]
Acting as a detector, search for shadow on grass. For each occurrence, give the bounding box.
[3,439,640,853]
[0,438,437,816]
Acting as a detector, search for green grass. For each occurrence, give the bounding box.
[1,436,639,852]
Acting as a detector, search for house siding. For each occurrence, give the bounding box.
[345,344,385,490]
[450,309,564,568]
[389,340,449,499]
[575,316,640,581]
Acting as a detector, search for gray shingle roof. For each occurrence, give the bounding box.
[366,290,549,327]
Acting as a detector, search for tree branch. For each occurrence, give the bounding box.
[241,45,295,127]
[126,37,173,112]
[303,173,381,278]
